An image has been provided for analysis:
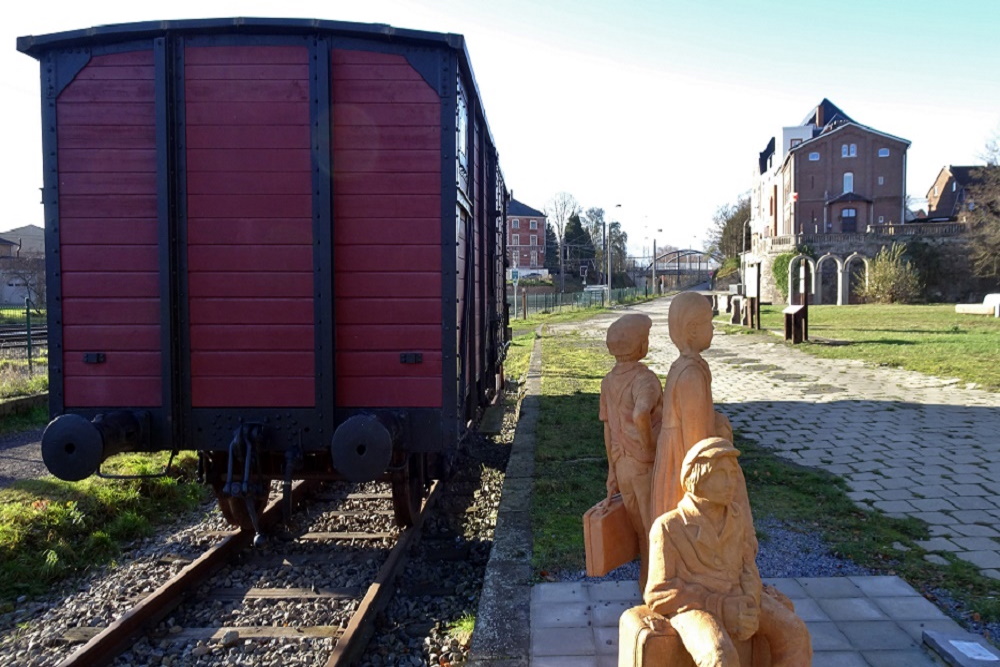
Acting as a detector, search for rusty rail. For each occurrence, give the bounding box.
[55,481,315,667]
[325,479,441,666]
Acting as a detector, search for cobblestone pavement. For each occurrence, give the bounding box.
[613,297,1000,582]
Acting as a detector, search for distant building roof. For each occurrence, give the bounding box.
[508,199,546,218]
[0,237,16,247]
[801,98,855,132]
[0,224,44,255]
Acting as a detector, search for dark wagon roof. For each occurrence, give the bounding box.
[17,16,497,142]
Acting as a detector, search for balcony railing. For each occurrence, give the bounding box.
[754,222,968,251]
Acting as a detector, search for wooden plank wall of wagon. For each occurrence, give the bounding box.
[57,50,163,408]
[185,45,316,408]
[331,49,443,408]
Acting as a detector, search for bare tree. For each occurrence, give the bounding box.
[964,135,1000,281]
[545,192,581,291]
[582,207,606,275]
[707,195,751,261]
[1,254,46,309]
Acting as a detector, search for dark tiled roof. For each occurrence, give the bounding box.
[0,237,17,247]
[802,98,854,129]
[826,192,872,205]
[508,199,545,218]
[758,137,775,175]
[948,165,991,187]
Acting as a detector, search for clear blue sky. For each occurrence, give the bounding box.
[3,0,999,255]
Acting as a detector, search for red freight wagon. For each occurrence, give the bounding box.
[18,18,509,531]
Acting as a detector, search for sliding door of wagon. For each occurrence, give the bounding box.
[184,44,315,409]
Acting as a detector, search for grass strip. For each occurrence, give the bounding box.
[0,452,207,606]
[720,304,1000,390]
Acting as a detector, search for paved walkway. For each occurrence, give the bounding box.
[530,575,960,666]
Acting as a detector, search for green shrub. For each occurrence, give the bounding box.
[856,243,922,304]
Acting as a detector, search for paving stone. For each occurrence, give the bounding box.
[797,577,864,599]
[923,629,1000,666]
[874,489,918,501]
[532,602,591,628]
[909,484,952,499]
[805,622,853,651]
[873,500,916,514]
[982,569,1000,581]
[847,576,919,598]
[860,649,940,666]
[761,577,808,599]
[532,582,586,604]
[913,512,953,526]
[836,621,920,650]
[533,657,600,667]
[914,537,959,552]
[817,597,888,622]
[949,536,1000,551]
[955,550,1000,569]
[592,626,619,655]
[949,509,996,524]
[897,617,966,642]
[908,498,956,512]
[950,484,989,497]
[590,600,632,627]
[587,580,641,602]
[811,652,868,667]
[923,554,950,566]
[871,596,949,621]
[953,524,1000,538]
[531,627,595,656]
[947,495,997,511]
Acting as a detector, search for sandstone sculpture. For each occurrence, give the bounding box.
[587,313,663,589]
[623,437,812,666]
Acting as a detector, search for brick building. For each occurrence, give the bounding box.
[506,199,547,278]
[750,99,910,239]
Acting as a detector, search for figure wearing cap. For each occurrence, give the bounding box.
[651,291,734,519]
[599,313,663,589]
[644,438,812,666]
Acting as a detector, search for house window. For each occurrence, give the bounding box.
[878,176,884,185]
[529,219,538,229]
[952,181,957,192]
[844,172,854,193]
[841,207,857,233]
[878,215,885,223]
[530,251,538,266]
[512,234,519,246]
[790,138,802,147]
[842,143,857,157]
[511,219,519,228]
[808,152,820,161]
[530,235,538,246]
[878,148,890,157]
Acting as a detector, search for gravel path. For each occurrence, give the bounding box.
[0,427,44,489]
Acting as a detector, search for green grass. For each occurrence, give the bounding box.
[530,317,1000,622]
[0,405,48,436]
[723,304,1000,390]
[504,332,535,384]
[532,330,610,574]
[0,452,207,605]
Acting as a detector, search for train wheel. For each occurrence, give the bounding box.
[391,453,425,528]
[212,483,269,530]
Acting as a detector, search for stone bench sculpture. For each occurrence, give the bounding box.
[955,293,1000,317]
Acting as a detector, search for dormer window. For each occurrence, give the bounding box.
[878,148,890,157]
[808,152,820,161]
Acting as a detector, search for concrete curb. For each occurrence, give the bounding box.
[0,393,47,417]
[469,333,542,666]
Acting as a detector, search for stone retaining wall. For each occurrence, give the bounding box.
[0,393,47,417]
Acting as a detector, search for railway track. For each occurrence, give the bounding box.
[51,480,442,667]
[0,327,46,348]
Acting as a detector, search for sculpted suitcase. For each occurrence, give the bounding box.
[583,494,639,577]
[618,605,767,667]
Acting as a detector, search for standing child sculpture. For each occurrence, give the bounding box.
[593,313,663,589]
[651,291,734,519]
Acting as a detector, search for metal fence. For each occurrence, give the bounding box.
[506,286,655,320]
[0,299,46,375]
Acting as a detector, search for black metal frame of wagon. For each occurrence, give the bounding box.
[19,18,508,529]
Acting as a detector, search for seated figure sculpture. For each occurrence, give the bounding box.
[621,437,812,667]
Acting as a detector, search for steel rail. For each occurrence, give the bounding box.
[55,481,315,667]
[325,479,441,667]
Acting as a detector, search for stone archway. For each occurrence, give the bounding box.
[787,254,817,305]
[844,252,869,304]
[815,253,845,305]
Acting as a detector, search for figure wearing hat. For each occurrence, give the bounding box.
[599,313,663,588]
[644,438,812,666]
